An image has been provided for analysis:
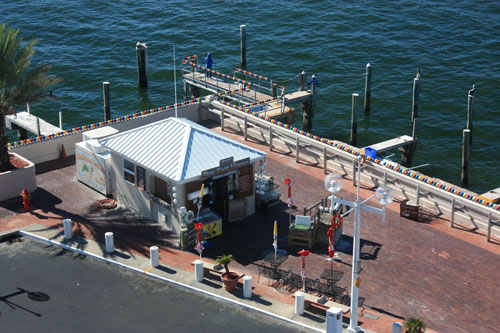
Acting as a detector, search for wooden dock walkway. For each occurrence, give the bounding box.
[366,135,415,154]
[6,111,60,136]
[182,72,311,122]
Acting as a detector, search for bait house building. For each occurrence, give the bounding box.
[76,117,266,238]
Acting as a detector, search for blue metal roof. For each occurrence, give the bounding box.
[100,118,266,182]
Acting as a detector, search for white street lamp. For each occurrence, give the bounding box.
[324,155,394,333]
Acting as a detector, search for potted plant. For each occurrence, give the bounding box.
[216,254,243,291]
[403,317,427,333]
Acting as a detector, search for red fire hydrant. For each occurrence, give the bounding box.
[20,188,30,212]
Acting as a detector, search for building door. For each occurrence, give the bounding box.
[211,176,228,223]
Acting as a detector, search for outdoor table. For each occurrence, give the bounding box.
[263,252,288,269]
[320,268,343,287]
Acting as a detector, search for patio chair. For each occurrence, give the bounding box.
[284,273,302,292]
[304,277,317,293]
[270,268,290,287]
[340,294,365,307]
[255,263,274,285]
[330,285,348,302]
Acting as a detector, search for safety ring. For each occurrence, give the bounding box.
[98,198,117,209]
[330,213,342,229]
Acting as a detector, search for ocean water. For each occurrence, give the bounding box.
[2,0,499,193]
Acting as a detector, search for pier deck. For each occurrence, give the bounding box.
[366,135,414,154]
[5,111,60,136]
[183,72,304,122]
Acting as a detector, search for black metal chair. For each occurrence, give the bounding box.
[284,273,302,291]
[255,263,274,285]
[340,294,365,307]
[304,277,317,293]
[270,268,290,287]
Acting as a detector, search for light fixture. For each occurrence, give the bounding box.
[324,173,343,194]
[375,185,394,205]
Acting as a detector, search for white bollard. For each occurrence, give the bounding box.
[194,259,204,282]
[63,219,72,239]
[150,246,159,267]
[105,232,114,253]
[295,291,305,315]
[326,307,343,333]
[392,322,403,333]
[243,275,252,298]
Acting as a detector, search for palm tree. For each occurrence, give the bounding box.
[0,23,61,172]
[403,317,427,333]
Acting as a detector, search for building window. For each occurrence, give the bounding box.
[154,176,170,204]
[123,159,135,184]
[136,166,146,190]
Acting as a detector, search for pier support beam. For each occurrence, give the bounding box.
[400,118,418,165]
[364,63,372,113]
[103,81,111,121]
[461,129,470,185]
[411,69,420,122]
[240,25,247,68]
[300,71,313,130]
[190,85,201,98]
[136,42,148,89]
[467,85,475,144]
[350,93,359,145]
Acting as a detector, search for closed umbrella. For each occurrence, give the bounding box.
[298,249,310,292]
[273,220,278,260]
[194,222,204,259]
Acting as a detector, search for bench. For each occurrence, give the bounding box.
[293,292,350,314]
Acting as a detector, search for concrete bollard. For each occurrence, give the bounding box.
[392,322,403,333]
[295,291,305,315]
[194,259,204,282]
[150,246,159,267]
[105,232,114,253]
[243,275,252,298]
[63,219,72,239]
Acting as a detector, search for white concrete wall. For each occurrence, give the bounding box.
[0,153,37,201]
[8,103,201,164]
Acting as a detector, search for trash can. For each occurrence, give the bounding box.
[364,147,377,158]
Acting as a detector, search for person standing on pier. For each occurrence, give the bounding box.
[205,53,213,77]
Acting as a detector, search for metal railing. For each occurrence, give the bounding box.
[208,100,500,241]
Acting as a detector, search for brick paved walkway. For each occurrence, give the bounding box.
[1,123,499,332]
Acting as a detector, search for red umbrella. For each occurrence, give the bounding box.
[194,223,204,259]
[298,249,310,291]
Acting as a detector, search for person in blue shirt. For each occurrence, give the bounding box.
[205,53,213,77]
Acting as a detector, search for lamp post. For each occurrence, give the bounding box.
[324,156,394,333]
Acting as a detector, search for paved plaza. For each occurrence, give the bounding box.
[1,122,499,332]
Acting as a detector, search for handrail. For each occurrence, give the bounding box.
[212,100,500,221]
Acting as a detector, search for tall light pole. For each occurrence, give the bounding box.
[324,156,394,333]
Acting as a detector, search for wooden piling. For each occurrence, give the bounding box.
[401,118,418,165]
[136,42,148,88]
[364,63,372,113]
[467,90,475,144]
[350,93,359,145]
[240,25,247,68]
[36,118,41,136]
[412,74,420,121]
[271,81,277,98]
[487,212,492,242]
[59,111,63,129]
[299,71,306,91]
[461,129,470,185]
[103,81,111,121]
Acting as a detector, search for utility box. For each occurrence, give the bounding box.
[326,306,343,333]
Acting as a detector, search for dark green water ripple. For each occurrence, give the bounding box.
[2,0,499,193]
